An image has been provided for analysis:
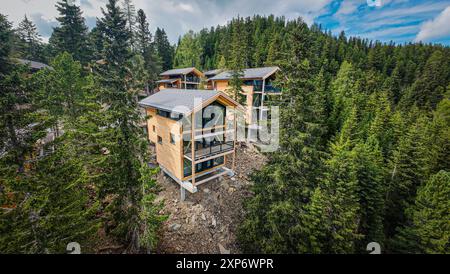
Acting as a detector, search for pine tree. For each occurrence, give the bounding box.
[16,15,42,60]
[135,9,160,93]
[154,27,173,71]
[0,14,12,75]
[265,32,284,66]
[122,0,137,51]
[330,61,362,134]
[319,138,361,253]
[50,0,91,63]
[239,19,328,253]
[393,171,450,254]
[216,55,226,69]
[227,17,246,104]
[94,0,162,251]
[352,138,385,248]
[0,52,102,253]
[385,114,436,240]
[401,50,449,110]
[173,30,202,68]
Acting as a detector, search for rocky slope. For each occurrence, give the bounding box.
[155,144,267,254]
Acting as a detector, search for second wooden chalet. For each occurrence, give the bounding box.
[208,66,281,126]
[156,67,204,90]
[138,89,242,200]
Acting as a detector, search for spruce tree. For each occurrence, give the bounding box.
[227,17,246,104]
[173,30,202,68]
[0,14,12,75]
[401,50,449,110]
[154,27,173,71]
[393,171,450,254]
[239,19,327,253]
[50,0,91,64]
[135,9,160,93]
[16,15,42,61]
[122,0,137,51]
[94,0,162,251]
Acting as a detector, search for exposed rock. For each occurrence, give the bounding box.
[156,146,267,254]
[169,223,181,231]
[218,243,230,254]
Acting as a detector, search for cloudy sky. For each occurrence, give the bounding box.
[1,0,450,45]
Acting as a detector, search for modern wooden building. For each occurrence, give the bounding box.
[203,69,223,89]
[156,67,204,90]
[138,89,241,200]
[208,66,281,126]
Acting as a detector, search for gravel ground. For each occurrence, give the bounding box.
[155,143,267,254]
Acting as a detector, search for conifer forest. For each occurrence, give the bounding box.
[0,0,449,255]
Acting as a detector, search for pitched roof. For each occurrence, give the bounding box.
[16,58,51,70]
[138,89,239,115]
[160,67,201,76]
[203,69,223,77]
[209,66,279,81]
[156,79,179,83]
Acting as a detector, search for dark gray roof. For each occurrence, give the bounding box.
[138,89,220,114]
[204,69,222,76]
[160,67,198,76]
[16,58,51,70]
[209,66,279,81]
[156,79,179,83]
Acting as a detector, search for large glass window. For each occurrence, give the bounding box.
[183,156,225,178]
[253,93,262,107]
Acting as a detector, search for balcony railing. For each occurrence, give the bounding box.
[185,140,234,161]
[265,85,281,93]
[184,76,200,83]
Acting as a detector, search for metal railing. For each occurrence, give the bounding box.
[185,140,234,160]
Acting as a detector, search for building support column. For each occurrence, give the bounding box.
[180,186,186,201]
[232,108,237,171]
[191,112,196,189]
[260,78,266,122]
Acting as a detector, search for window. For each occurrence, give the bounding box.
[152,125,156,132]
[183,157,225,178]
[183,159,192,177]
[157,136,162,144]
[214,156,224,166]
[170,133,175,144]
[157,109,182,121]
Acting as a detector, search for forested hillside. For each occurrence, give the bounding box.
[172,15,449,253]
[0,0,166,253]
[0,0,449,254]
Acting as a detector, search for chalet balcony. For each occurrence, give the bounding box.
[184,140,234,161]
[183,76,201,83]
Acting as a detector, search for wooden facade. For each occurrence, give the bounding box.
[157,67,204,90]
[139,89,241,200]
[209,67,281,126]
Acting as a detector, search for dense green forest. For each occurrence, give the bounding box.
[1,0,449,253]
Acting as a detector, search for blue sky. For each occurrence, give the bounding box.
[1,0,450,45]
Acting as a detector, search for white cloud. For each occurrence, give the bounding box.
[415,5,450,42]
[336,0,363,15]
[1,0,449,45]
[176,3,194,13]
[361,24,418,39]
